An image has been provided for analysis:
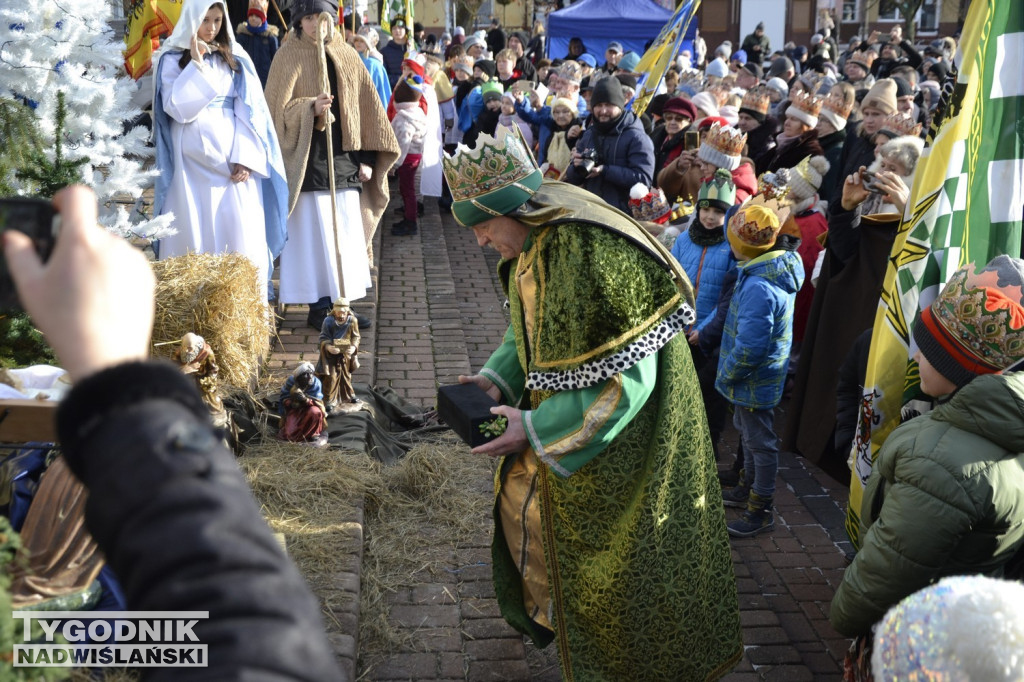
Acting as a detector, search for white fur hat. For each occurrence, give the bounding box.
[691,90,720,118]
[872,576,1024,682]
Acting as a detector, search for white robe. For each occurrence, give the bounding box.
[278,189,371,304]
[419,84,444,197]
[157,55,271,297]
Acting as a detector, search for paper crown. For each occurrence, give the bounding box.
[785,91,823,126]
[820,92,855,128]
[442,125,543,228]
[914,256,1024,387]
[740,87,772,117]
[727,194,792,259]
[697,122,747,171]
[848,50,875,70]
[628,184,672,224]
[879,111,922,138]
[678,70,705,92]
[697,169,737,210]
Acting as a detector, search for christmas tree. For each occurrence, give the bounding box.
[0,1,173,239]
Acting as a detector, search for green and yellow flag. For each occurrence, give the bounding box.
[124,0,183,79]
[845,0,1024,549]
[630,0,700,116]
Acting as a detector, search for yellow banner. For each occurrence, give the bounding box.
[124,0,183,80]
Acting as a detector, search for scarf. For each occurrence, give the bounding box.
[688,221,726,247]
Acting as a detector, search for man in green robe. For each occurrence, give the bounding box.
[444,125,742,681]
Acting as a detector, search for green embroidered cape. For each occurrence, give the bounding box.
[482,184,742,681]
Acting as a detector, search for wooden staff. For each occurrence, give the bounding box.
[316,12,346,299]
[267,0,288,35]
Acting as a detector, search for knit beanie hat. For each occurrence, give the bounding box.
[481,80,504,103]
[618,51,642,73]
[551,97,578,115]
[730,49,748,65]
[787,155,830,213]
[697,122,746,171]
[662,97,698,122]
[862,78,898,115]
[705,57,729,80]
[926,60,949,82]
[697,168,737,212]
[767,56,794,80]
[614,73,638,93]
[766,77,789,99]
[727,199,787,260]
[913,255,1024,388]
[872,576,1024,681]
[690,90,720,118]
[394,75,425,103]
[591,77,626,108]
[474,59,496,79]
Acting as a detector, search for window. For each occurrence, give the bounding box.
[842,0,859,22]
[877,0,900,21]
[877,0,941,29]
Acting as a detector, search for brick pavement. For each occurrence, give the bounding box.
[268,195,856,680]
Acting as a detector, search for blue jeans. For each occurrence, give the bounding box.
[733,406,779,498]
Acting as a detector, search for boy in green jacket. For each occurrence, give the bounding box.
[830,255,1024,638]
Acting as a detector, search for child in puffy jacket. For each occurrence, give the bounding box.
[390,76,428,236]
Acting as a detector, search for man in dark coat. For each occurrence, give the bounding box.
[741,23,771,65]
[486,17,506,54]
[563,78,654,212]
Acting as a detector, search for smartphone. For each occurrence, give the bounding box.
[684,130,701,151]
[0,197,58,310]
[861,169,879,192]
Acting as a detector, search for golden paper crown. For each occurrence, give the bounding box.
[848,50,874,69]
[679,70,705,91]
[704,122,747,158]
[740,87,771,116]
[880,111,922,138]
[822,93,855,119]
[789,91,823,118]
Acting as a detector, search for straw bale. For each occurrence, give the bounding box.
[150,253,274,389]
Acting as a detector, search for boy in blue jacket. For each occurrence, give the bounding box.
[717,197,804,537]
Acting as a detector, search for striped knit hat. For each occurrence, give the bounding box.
[913,255,1024,388]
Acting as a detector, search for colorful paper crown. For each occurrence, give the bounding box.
[697,122,747,171]
[727,194,792,259]
[740,87,772,117]
[879,111,922,139]
[628,184,672,224]
[785,91,823,127]
[697,169,737,211]
[442,125,543,228]
[913,256,1024,387]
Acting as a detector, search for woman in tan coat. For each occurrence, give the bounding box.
[263,0,398,329]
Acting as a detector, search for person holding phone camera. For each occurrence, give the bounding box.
[2,186,342,679]
[152,0,289,304]
[563,78,654,213]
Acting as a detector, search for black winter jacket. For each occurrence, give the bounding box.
[57,362,343,681]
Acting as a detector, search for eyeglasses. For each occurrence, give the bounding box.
[662,114,689,123]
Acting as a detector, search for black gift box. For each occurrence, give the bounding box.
[436,383,501,447]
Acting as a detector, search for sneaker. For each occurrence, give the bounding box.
[721,484,750,508]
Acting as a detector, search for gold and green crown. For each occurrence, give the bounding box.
[442,125,543,227]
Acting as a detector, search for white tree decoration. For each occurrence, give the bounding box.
[0,0,174,239]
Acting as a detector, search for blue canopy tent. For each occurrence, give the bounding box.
[546,0,695,64]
